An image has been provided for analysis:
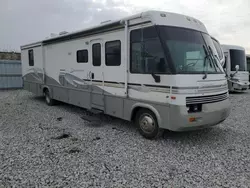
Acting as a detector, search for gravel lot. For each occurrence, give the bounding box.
[0,90,249,188]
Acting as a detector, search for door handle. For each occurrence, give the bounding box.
[91,73,94,79]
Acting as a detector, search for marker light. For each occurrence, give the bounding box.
[189,117,196,122]
[171,96,176,100]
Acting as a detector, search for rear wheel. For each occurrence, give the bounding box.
[135,109,163,139]
[44,89,55,106]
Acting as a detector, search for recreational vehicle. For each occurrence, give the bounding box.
[222,45,249,92]
[21,11,230,139]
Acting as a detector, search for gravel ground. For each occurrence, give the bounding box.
[0,90,249,188]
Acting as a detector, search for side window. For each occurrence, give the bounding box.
[130,26,169,74]
[77,50,88,63]
[105,40,121,66]
[92,43,101,66]
[28,49,34,66]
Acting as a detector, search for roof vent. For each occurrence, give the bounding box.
[59,31,69,35]
[100,20,112,24]
[50,33,58,38]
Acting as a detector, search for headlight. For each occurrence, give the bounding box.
[186,104,202,113]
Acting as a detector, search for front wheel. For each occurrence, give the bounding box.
[44,89,55,106]
[135,109,163,139]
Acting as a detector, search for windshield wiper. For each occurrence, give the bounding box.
[202,45,209,80]
[208,46,219,72]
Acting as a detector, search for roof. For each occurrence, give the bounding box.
[21,10,208,49]
[20,11,144,49]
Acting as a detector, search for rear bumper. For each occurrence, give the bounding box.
[168,99,230,131]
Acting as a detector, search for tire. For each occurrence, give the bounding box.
[135,109,164,139]
[44,89,55,106]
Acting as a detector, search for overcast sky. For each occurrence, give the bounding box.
[0,0,250,53]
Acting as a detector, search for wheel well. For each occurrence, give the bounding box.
[131,107,141,122]
[131,107,156,122]
[43,87,49,94]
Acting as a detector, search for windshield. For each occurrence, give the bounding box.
[212,38,223,60]
[158,26,223,74]
[202,34,224,72]
[247,56,250,72]
[230,49,246,71]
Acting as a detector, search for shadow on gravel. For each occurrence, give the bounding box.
[52,133,71,140]
[32,96,135,136]
[32,96,45,101]
[68,148,81,154]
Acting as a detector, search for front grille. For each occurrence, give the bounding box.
[186,92,228,105]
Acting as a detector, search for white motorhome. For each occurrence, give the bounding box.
[221,45,249,92]
[21,11,230,139]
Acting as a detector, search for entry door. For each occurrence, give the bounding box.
[90,39,105,110]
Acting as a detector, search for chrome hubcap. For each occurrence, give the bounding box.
[139,113,155,133]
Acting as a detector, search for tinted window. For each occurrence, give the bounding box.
[230,49,246,71]
[143,27,158,39]
[105,41,121,66]
[92,43,101,66]
[130,29,141,42]
[130,26,170,74]
[77,50,88,63]
[28,49,34,66]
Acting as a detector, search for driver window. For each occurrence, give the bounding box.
[144,38,166,73]
[130,26,170,74]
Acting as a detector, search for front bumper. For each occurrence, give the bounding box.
[231,81,249,91]
[168,99,230,131]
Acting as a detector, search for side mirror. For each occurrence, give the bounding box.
[230,65,240,77]
[235,65,239,72]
